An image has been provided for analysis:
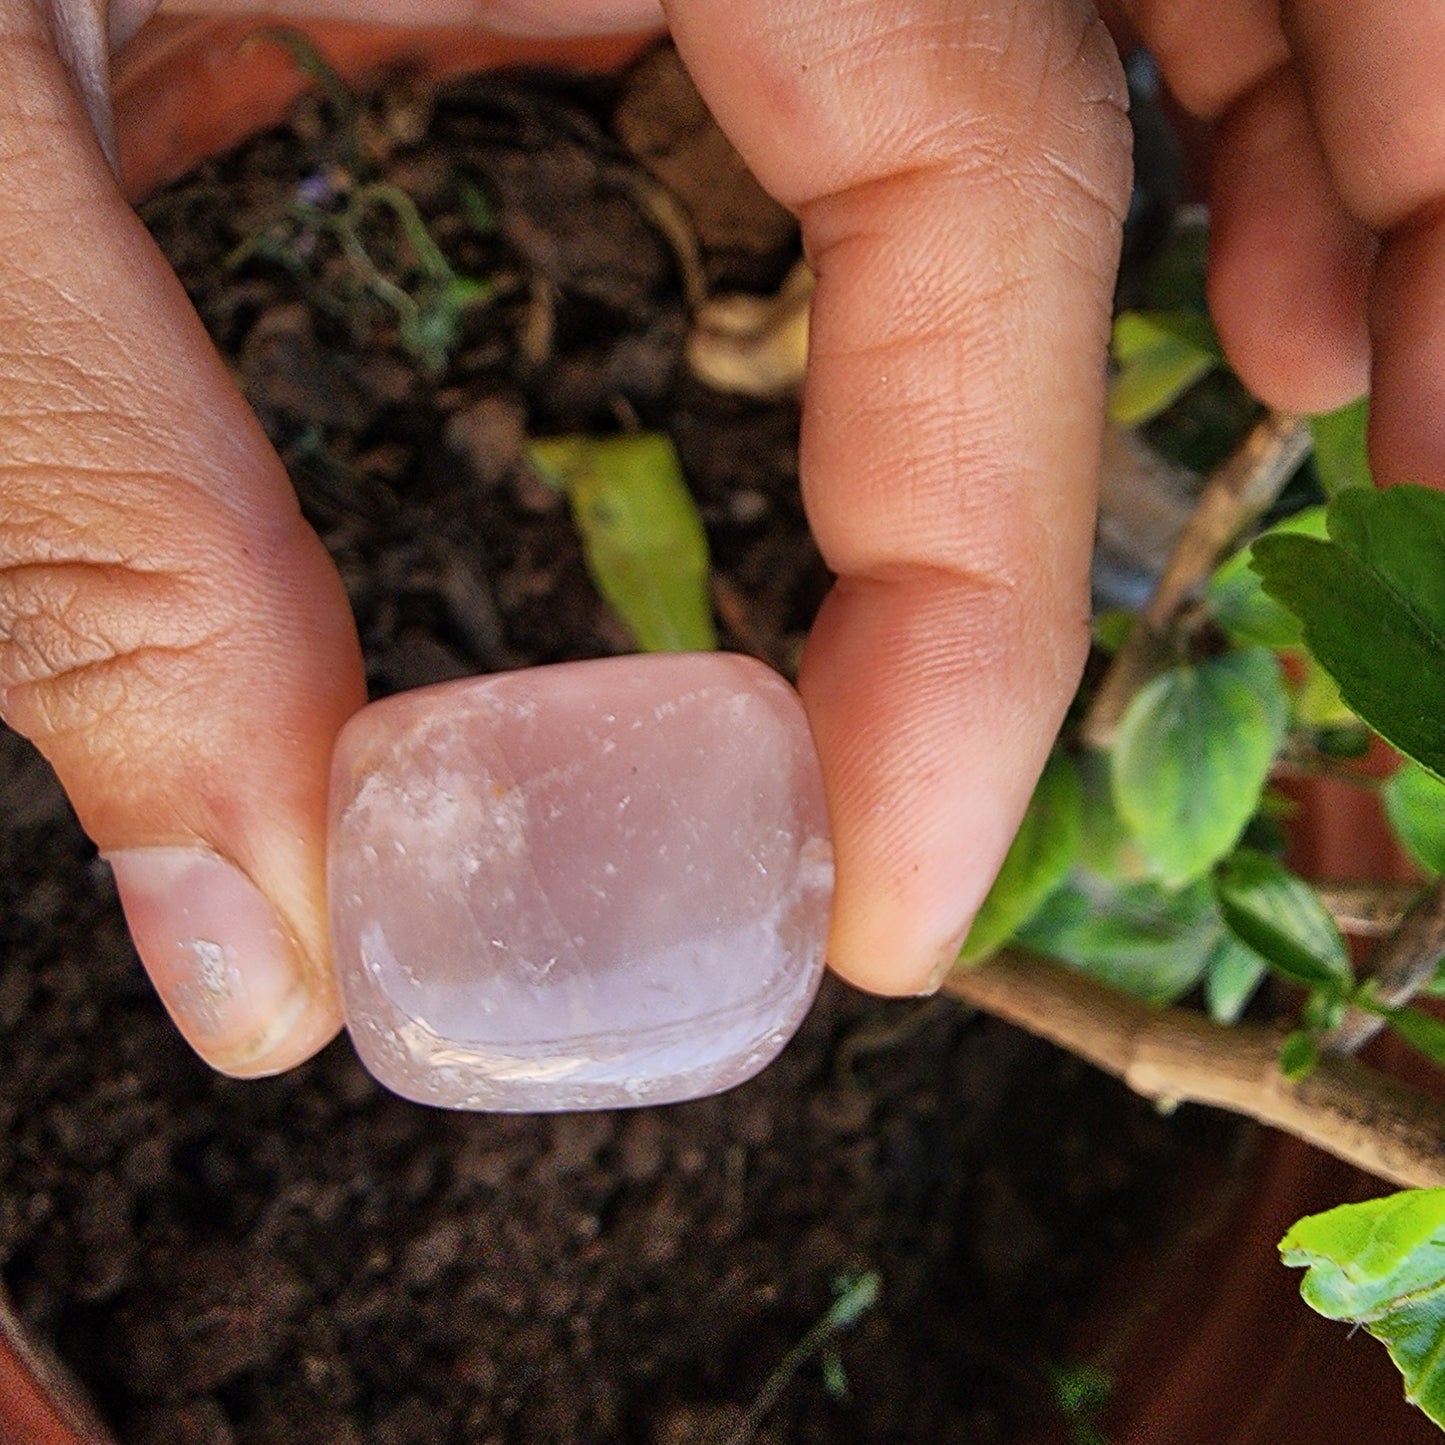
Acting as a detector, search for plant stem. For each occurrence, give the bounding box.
[1081,411,1312,748]
[719,1272,880,1445]
[1327,874,1445,1054]
[1316,880,1424,938]
[943,951,1445,1188]
[349,182,457,284]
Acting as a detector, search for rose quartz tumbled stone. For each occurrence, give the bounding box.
[328,653,833,1111]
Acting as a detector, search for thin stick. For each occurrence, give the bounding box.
[1317,880,1424,939]
[1328,874,1445,1054]
[943,951,1445,1189]
[1082,412,1313,748]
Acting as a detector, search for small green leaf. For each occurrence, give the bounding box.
[1214,848,1352,990]
[1384,762,1445,876]
[529,434,717,653]
[1296,654,1360,733]
[1253,484,1445,781]
[1092,608,1135,654]
[1074,750,1149,884]
[962,753,1083,962]
[1109,309,1222,427]
[1303,987,1347,1034]
[1113,649,1291,886]
[1385,1007,1445,1069]
[1052,1363,1112,1445]
[1202,932,1268,1024]
[1279,1030,1320,1080]
[1017,875,1222,1005]
[1281,1189,1445,1427]
[821,1348,850,1403]
[1309,396,1372,498]
[1207,507,1328,649]
[825,1270,881,1331]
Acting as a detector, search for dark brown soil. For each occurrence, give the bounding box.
[0,45,1246,1445]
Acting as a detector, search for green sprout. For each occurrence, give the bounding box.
[226,30,496,374]
[720,1271,881,1445]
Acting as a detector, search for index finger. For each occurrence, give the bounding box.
[666,0,1131,992]
[1281,0,1445,485]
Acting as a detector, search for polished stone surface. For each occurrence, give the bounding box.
[328,653,833,1110]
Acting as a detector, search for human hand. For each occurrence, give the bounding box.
[0,2,1418,1084]
[1102,0,1443,489]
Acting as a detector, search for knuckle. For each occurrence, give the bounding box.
[0,553,220,744]
[1004,8,1134,240]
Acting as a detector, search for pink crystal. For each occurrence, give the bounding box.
[328,653,833,1111]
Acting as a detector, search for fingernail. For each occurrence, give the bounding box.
[915,927,969,997]
[104,847,311,1076]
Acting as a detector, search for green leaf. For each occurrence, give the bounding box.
[529,434,717,653]
[1253,485,1445,781]
[1017,874,1222,1005]
[1279,1029,1320,1080]
[1112,649,1291,886]
[1092,608,1135,655]
[820,1348,850,1403]
[1109,309,1222,427]
[1207,507,1329,649]
[1296,653,1360,733]
[1281,1189,1445,1427]
[962,753,1083,962]
[1214,848,1352,990]
[455,174,499,236]
[1052,1363,1112,1445]
[1202,932,1268,1024]
[1303,988,1347,1034]
[1384,762,1445,875]
[1074,750,1149,884]
[1385,1006,1445,1069]
[1309,396,1372,498]
[825,1270,881,1331]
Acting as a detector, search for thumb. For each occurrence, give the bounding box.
[1,3,364,1075]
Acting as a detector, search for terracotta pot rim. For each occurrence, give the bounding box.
[0,1285,110,1445]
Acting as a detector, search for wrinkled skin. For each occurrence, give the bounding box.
[0,0,1440,1076]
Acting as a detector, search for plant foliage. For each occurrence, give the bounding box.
[1308,396,1372,498]
[1384,762,1445,876]
[528,434,717,654]
[1109,309,1221,427]
[1207,506,1327,649]
[1281,1191,1445,1428]
[1254,485,1445,780]
[1213,849,1351,992]
[1111,649,1289,887]
[961,752,1082,962]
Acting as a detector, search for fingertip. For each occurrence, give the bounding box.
[801,574,1084,999]
[1208,71,1374,415]
[1367,217,1445,488]
[826,906,972,1000]
[107,846,342,1077]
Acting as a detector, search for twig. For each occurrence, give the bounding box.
[1317,880,1424,939]
[1328,874,1445,1054]
[1081,412,1313,748]
[942,951,1445,1189]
